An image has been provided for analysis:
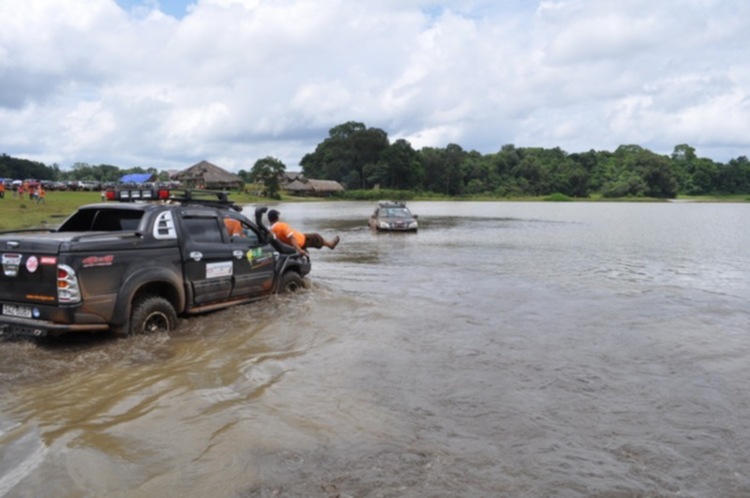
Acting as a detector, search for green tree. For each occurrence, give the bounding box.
[367,138,423,189]
[716,156,750,194]
[671,144,697,193]
[608,145,677,198]
[300,121,390,189]
[251,156,286,199]
[689,158,719,194]
[461,151,498,194]
[0,154,56,180]
[419,144,467,195]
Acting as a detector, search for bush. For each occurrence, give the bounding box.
[544,193,572,202]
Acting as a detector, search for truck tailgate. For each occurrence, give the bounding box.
[0,233,65,305]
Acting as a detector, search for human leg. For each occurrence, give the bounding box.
[303,233,340,250]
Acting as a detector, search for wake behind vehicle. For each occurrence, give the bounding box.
[369,200,418,232]
[0,188,310,338]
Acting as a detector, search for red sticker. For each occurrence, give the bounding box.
[26,256,39,273]
[82,255,115,268]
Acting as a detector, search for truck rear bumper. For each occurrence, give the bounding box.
[0,316,109,338]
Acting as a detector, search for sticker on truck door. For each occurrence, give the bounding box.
[206,261,233,278]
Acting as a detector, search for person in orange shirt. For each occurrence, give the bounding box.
[0,181,5,199]
[267,209,339,257]
[36,186,46,204]
[223,217,243,237]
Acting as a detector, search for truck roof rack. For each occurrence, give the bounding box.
[105,188,242,212]
[377,200,408,208]
[167,189,241,211]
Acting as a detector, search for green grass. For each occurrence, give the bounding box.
[0,189,272,231]
[0,191,103,231]
[544,193,573,202]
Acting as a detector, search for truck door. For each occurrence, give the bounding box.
[180,212,233,305]
[224,217,275,299]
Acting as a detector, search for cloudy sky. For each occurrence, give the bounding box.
[1,0,748,173]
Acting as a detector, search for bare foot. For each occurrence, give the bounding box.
[331,235,340,249]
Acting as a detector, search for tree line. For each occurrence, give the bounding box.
[3,121,750,198]
[299,121,750,198]
[0,156,169,185]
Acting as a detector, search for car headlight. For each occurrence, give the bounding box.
[408,221,418,229]
[379,221,390,229]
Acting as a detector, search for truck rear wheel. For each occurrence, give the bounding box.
[129,296,177,334]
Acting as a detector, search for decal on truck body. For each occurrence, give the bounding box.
[206,261,233,279]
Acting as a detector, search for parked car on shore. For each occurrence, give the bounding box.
[78,180,101,191]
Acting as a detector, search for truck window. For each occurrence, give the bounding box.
[223,216,261,245]
[183,217,224,244]
[58,209,144,232]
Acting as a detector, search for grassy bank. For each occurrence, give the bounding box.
[0,191,103,231]
[0,190,274,231]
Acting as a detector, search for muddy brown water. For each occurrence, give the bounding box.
[2,201,750,497]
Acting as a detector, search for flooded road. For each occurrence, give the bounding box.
[2,201,750,497]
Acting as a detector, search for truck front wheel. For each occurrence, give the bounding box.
[129,296,178,334]
[279,271,305,293]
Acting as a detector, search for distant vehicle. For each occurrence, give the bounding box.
[369,200,418,232]
[78,180,101,191]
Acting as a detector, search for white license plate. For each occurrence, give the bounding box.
[2,304,32,318]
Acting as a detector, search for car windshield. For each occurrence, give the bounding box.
[382,208,411,218]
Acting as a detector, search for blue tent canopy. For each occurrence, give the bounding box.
[120,173,154,183]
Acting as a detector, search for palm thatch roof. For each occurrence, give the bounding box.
[173,160,243,189]
[283,178,345,196]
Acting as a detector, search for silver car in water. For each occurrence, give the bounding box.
[369,201,418,232]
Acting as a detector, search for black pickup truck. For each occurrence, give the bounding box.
[0,189,310,338]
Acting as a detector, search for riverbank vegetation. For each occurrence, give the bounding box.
[299,122,750,200]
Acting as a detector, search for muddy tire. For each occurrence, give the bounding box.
[129,296,177,335]
[279,271,305,293]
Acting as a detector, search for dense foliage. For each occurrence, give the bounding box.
[301,122,750,198]
[3,122,750,198]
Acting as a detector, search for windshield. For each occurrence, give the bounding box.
[382,208,412,218]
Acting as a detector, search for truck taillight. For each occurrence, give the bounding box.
[105,190,117,201]
[157,189,170,200]
[57,264,81,303]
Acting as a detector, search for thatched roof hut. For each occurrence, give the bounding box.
[283,178,345,197]
[173,160,243,190]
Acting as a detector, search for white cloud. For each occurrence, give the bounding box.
[0,0,748,172]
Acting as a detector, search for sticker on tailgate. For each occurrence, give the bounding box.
[2,253,22,277]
